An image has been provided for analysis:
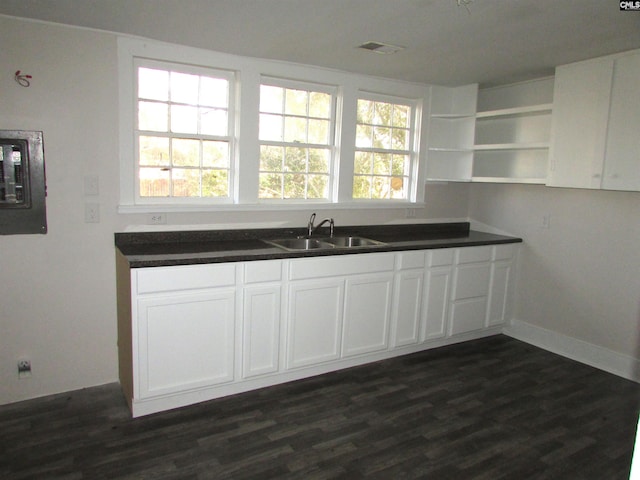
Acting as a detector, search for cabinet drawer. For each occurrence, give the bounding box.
[456,246,492,264]
[396,250,426,270]
[428,248,454,267]
[244,260,282,284]
[135,263,236,294]
[289,253,395,280]
[493,244,516,261]
[452,263,491,299]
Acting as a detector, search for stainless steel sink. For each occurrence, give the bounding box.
[324,236,387,247]
[264,235,386,251]
[263,238,335,251]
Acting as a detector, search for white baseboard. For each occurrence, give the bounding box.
[503,319,640,383]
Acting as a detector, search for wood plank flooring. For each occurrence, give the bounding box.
[1,335,639,479]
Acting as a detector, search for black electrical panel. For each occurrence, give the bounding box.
[0,130,47,234]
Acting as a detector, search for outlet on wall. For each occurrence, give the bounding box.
[17,359,31,379]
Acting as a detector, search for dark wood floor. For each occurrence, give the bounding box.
[2,335,639,480]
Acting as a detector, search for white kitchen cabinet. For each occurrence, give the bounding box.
[390,251,426,348]
[287,279,344,369]
[486,245,516,327]
[549,49,640,191]
[136,288,236,399]
[132,263,237,400]
[449,246,492,336]
[242,261,282,379]
[422,249,454,340]
[342,273,393,356]
[602,51,640,191]
[426,84,478,181]
[117,241,519,416]
[473,78,553,185]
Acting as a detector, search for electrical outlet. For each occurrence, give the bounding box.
[405,208,417,218]
[84,203,100,223]
[148,213,166,225]
[18,359,31,379]
[541,214,551,229]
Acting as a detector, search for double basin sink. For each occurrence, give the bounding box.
[263,236,387,251]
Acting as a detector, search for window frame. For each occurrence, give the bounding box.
[352,91,419,202]
[118,37,429,213]
[133,58,236,205]
[257,76,338,203]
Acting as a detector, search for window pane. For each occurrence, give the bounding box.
[357,99,374,124]
[284,173,305,198]
[140,167,170,197]
[374,102,392,125]
[309,92,331,118]
[373,126,391,149]
[391,128,409,150]
[354,151,372,175]
[170,72,199,105]
[172,138,199,167]
[285,89,307,116]
[260,85,283,114]
[373,153,391,175]
[171,105,198,134]
[260,145,284,171]
[138,101,168,132]
[356,125,372,148]
[392,154,408,175]
[202,169,228,197]
[308,148,329,173]
[372,176,390,199]
[172,168,200,196]
[391,176,406,198]
[284,116,307,143]
[203,141,229,168]
[353,176,371,199]
[201,108,227,136]
[259,173,282,199]
[138,68,168,101]
[200,77,228,108]
[393,105,409,127]
[308,119,329,145]
[259,113,283,141]
[284,147,307,172]
[139,136,169,166]
[307,174,329,199]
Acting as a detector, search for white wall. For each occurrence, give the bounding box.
[469,183,640,365]
[0,17,469,405]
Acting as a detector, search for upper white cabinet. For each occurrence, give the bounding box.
[474,78,553,184]
[549,49,640,191]
[426,84,478,181]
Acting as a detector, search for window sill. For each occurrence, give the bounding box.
[117,201,417,215]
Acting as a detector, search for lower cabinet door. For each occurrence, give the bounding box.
[342,274,393,356]
[449,297,488,335]
[287,279,344,369]
[391,270,424,347]
[136,289,236,399]
[486,261,512,326]
[242,285,281,378]
[423,266,452,340]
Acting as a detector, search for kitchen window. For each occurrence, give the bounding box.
[134,59,235,202]
[258,79,336,201]
[354,95,415,200]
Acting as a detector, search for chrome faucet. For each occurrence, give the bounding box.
[307,212,334,237]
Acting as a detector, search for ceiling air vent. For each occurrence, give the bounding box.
[357,41,405,55]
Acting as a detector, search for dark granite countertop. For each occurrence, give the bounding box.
[115,222,522,268]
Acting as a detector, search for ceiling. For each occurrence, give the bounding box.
[1,0,639,87]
